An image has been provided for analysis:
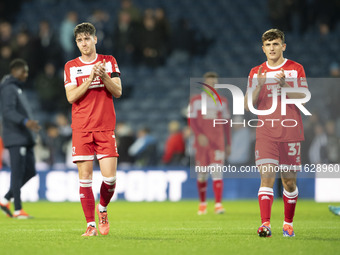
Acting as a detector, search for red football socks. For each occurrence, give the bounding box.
[213,179,223,204]
[79,180,95,223]
[197,180,207,203]
[258,187,274,223]
[100,176,117,208]
[283,187,298,223]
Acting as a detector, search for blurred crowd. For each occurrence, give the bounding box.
[268,0,340,36]
[0,0,210,89]
[0,0,339,170]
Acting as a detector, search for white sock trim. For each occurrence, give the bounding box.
[258,187,274,196]
[98,204,107,212]
[0,197,9,205]
[103,176,116,185]
[283,187,298,198]
[283,221,293,227]
[79,179,92,187]
[87,221,96,228]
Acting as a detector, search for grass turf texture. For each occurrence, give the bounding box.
[0,200,339,255]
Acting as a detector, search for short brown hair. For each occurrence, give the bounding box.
[262,29,285,44]
[74,22,96,38]
[203,71,218,79]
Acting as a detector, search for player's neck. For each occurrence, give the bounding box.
[80,52,97,63]
[267,56,285,67]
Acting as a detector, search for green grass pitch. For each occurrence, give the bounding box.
[0,200,339,255]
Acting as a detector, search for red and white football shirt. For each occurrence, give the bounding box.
[64,54,120,132]
[189,93,231,165]
[247,59,308,142]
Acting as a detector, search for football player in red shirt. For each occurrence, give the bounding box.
[189,72,231,215]
[64,23,122,236]
[245,29,310,237]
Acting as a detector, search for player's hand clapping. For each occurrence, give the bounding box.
[275,68,286,87]
[89,62,101,81]
[94,59,107,78]
[257,66,267,87]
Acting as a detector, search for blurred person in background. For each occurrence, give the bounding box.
[327,62,340,122]
[0,45,13,79]
[115,122,135,167]
[35,20,62,69]
[227,116,252,166]
[324,120,340,164]
[60,11,78,62]
[119,0,141,24]
[43,122,62,167]
[55,112,72,166]
[112,11,137,66]
[302,112,320,164]
[136,14,164,67]
[0,21,14,47]
[34,62,64,113]
[0,59,41,218]
[154,7,171,57]
[308,124,328,164]
[12,31,38,82]
[128,126,157,166]
[188,72,231,215]
[162,120,185,165]
[88,9,109,52]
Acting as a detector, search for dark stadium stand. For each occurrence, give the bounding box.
[3,0,340,162]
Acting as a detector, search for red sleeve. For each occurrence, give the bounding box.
[188,97,204,136]
[297,64,308,88]
[64,61,75,87]
[247,67,257,89]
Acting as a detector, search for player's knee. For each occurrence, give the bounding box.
[79,173,92,180]
[260,178,275,188]
[211,170,223,180]
[197,173,209,182]
[282,179,296,192]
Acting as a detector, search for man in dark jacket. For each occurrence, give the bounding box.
[0,58,40,218]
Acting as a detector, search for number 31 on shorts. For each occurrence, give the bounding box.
[288,142,301,156]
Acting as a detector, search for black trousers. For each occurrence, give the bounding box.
[4,145,36,210]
